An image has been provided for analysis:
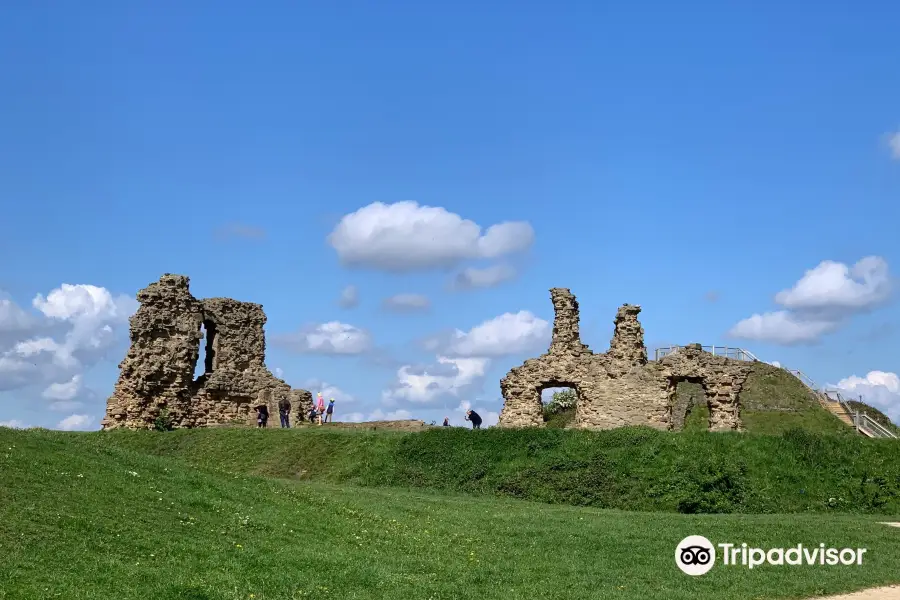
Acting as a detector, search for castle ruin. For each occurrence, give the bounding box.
[498,288,752,431]
[102,274,312,430]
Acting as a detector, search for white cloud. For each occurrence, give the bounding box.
[272,322,372,355]
[832,371,900,424]
[444,311,551,357]
[274,367,284,379]
[728,311,838,345]
[382,310,549,408]
[48,400,85,413]
[774,257,890,314]
[0,419,27,429]
[887,130,900,160]
[728,256,892,345]
[56,414,96,431]
[343,412,365,423]
[0,296,33,333]
[302,379,355,403]
[338,285,359,309]
[327,201,534,271]
[768,360,782,368]
[450,264,517,290]
[382,356,490,404]
[382,293,430,313]
[42,374,83,401]
[0,283,136,392]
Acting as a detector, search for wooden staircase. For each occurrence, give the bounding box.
[815,392,859,429]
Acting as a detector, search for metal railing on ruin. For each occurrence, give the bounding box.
[653,345,760,362]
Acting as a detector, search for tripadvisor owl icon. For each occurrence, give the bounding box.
[676,535,716,576]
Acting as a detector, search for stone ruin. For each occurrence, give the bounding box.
[498,288,753,431]
[102,274,312,430]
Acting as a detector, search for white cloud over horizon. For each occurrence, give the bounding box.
[327,201,534,271]
[56,413,96,431]
[0,284,136,395]
[728,256,892,345]
[380,310,550,409]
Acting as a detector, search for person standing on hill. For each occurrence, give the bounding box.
[324,398,335,423]
[464,409,482,429]
[316,393,326,425]
[256,404,269,428]
[442,416,450,426]
[278,396,291,428]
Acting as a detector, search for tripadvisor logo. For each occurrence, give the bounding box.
[675,536,868,576]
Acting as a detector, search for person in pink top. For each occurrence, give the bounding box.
[316,393,325,425]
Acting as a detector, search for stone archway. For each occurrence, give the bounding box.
[665,372,745,431]
[539,381,581,425]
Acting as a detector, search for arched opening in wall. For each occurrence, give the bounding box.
[193,320,218,381]
[669,377,710,432]
[540,384,579,428]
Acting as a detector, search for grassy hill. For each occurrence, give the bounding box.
[2,426,900,600]
[55,424,900,516]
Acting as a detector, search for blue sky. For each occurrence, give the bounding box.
[1,1,898,430]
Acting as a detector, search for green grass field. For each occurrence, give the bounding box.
[83,424,900,515]
[2,426,899,600]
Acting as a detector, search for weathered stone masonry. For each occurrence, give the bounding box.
[498,288,752,431]
[102,274,312,430]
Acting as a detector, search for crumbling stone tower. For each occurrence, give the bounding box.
[102,274,312,430]
[498,288,752,432]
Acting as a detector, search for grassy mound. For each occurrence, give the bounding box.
[72,425,900,515]
[845,400,900,436]
[3,426,900,600]
[544,362,854,435]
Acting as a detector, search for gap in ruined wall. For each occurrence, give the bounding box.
[193,321,218,381]
[541,385,579,428]
[670,378,711,432]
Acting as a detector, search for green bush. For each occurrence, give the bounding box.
[153,409,174,432]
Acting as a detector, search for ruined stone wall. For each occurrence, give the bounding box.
[498,289,753,432]
[102,274,311,430]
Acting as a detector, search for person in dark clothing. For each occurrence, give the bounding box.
[442,417,450,427]
[307,406,318,424]
[324,398,335,423]
[278,397,291,428]
[464,409,482,429]
[256,405,269,428]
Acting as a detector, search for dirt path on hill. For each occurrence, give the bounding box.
[808,586,900,599]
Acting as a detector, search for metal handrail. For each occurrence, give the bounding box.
[820,388,897,439]
[856,413,897,439]
[654,345,759,362]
